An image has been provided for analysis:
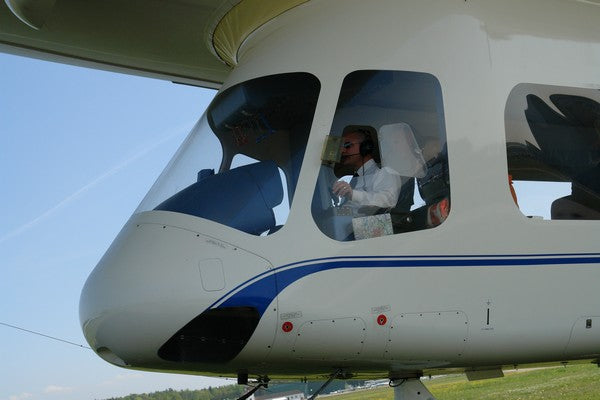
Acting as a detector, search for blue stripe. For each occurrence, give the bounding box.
[214,254,600,316]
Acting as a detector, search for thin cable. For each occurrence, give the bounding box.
[1,321,91,349]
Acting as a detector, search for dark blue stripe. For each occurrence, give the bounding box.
[214,254,600,316]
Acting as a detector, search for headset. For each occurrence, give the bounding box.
[342,128,374,157]
[359,130,375,156]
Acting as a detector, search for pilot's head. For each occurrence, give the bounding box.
[340,129,374,170]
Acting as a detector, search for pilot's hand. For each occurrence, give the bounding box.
[332,180,353,199]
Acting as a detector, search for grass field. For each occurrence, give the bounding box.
[324,363,600,399]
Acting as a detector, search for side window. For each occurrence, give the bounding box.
[506,84,600,220]
[311,70,450,241]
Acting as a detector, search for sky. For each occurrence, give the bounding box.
[0,53,233,400]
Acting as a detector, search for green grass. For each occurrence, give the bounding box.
[326,363,600,400]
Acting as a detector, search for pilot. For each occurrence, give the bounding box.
[332,128,402,212]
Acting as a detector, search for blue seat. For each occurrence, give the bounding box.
[156,161,283,235]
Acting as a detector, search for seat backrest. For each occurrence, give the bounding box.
[156,161,283,235]
[378,123,427,178]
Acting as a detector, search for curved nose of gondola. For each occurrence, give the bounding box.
[79,212,273,370]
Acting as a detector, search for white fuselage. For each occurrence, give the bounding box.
[80,0,600,380]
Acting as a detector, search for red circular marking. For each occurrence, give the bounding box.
[377,314,387,326]
[282,321,294,332]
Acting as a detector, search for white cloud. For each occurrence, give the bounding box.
[115,373,143,381]
[101,372,144,385]
[43,385,74,394]
[9,393,33,400]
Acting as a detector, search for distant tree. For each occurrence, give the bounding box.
[100,384,245,400]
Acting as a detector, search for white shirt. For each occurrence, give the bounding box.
[347,159,402,209]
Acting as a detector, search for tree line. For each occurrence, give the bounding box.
[101,379,366,400]
[101,385,246,400]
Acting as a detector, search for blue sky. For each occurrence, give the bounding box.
[0,53,232,400]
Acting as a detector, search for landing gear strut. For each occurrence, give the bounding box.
[307,369,344,400]
[236,376,270,400]
[390,378,436,400]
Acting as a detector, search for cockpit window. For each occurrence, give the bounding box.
[506,84,600,220]
[137,73,320,235]
[312,70,450,241]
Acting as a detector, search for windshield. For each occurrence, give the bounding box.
[137,73,321,235]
